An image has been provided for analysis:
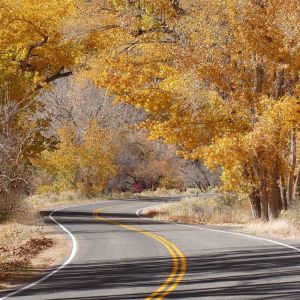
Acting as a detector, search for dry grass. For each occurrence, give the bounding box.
[140,187,217,198]
[241,219,299,239]
[143,195,300,239]
[140,188,184,197]
[238,200,300,239]
[144,195,251,225]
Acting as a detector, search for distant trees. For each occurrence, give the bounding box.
[110,130,184,192]
[36,120,117,196]
[39,80,217,194]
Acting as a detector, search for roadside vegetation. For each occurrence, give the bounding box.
[144,195,251,225]
[144,195,300,239]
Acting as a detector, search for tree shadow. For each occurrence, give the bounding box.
[1,247,300,299]
[40,210,169,227]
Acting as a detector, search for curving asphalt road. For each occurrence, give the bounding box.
[1,197,300,300]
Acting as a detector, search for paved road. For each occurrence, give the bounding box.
[1,197,300,300]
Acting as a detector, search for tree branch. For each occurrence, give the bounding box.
[35,69,73,91]
[45,70,73,84]
[170,0,186,15]
[0,174,28,185]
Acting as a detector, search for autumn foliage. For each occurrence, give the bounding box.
[1,0,300,221]
[36,121,117,196]
[78,0,300,220]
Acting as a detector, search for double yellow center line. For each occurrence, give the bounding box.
[93,205,187,300]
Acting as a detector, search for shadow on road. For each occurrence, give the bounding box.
[40,210,169,227]
[1,247,299,299]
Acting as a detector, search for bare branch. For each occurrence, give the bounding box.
[0,174,28,185]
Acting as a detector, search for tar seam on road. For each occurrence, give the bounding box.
[93,205,187,300]
[0,201,111,300]
[136,206,300,254]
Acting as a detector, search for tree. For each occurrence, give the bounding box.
[36,120,117,196]
[111,130,185,192]
[0,0,80,97]
[0,88,57,215]
[0,0,81,212]
[78,0,300,220]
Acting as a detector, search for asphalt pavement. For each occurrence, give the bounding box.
[1,197,300,300]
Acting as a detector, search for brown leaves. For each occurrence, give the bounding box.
[0,237,54,280]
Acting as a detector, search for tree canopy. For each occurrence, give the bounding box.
[1,0,300,220]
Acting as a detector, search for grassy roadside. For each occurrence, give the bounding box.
[0,191,136,290]
[143,195,300,240]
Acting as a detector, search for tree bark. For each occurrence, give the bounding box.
[260,187,269,221]
[280,177,288,210]
[268,163,282,219]
[287,130,297,204]
[253,156,269,221]
[249,188,261,218]
[274,68,286,99]
[254,64,264,93]
[258,171,269,221]
[293,169,300,200]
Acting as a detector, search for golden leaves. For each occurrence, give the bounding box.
[2,0,300,196]
[36,121,117,195]
[0,0,80,100]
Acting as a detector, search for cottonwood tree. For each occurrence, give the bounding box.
[35,79,146,193]
[77,0,300,220]
[0,88,57,215]
[0,0,81,212]
[36,120,118,195]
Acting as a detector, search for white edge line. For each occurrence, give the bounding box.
[0,201,113,300]
[136,206,300,253]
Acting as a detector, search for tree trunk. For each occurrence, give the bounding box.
[274,68,286,99]
[258,172,269,221]
[254,64,264,93]
[268,163,282,219]
[280,177,288,210]
[287,130,297,204]
[293,170,300,200]
[254,156,269,221]
[287,175,294,205]
[249,188,261,218]
[260,187,269,221]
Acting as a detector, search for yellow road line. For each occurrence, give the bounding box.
[93,205,187,300]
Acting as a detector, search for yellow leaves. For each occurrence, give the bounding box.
[246,96,300,157]
[195,95,300,193]
[77,0,182,115]
[2,0,299,198]
[37,121,117,195]
[0,0,81,100]
[141,13,156,31]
